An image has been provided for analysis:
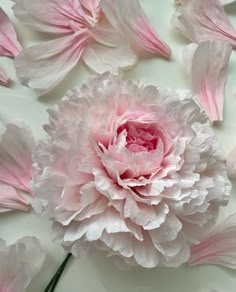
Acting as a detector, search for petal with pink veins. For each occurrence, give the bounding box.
[183,40,232,123]
[0,66,10,87]
[0,182,30,212]
[0,7,22,58]
[0,122,35,194]
[100,0,171,58]
[189,213,236,268]
[15,31,91,96]
[172,0,236,47]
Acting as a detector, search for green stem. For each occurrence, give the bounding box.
[44,253,72,292]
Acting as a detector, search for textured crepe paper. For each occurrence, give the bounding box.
[172,0,236,47]
[189,213,236,269]
[13,0,170,95]
[0,66,10,87]
[0,237,45,292]
[0,122,35,212]
[32,73,230,268]
[0,7,21,58]
[183,40,232,123]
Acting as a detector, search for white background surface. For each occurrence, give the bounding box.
[1,0,236,291]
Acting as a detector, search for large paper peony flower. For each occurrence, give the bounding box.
[33,73,231,268]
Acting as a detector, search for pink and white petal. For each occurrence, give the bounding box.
[13,0,81,34]
[0,182,30,212]
[221,0,236,4]
[189,213,236,268]
[227,145,236,178]
[172,0,236,47]
[0,66,10,87]
[101,0,171,58]
[0,8,22,58]
[15,32,91,95]
[0,122,35,193]
[82,40,137,74]
[184,40,232,123]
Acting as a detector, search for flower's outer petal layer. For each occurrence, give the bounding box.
[184,40,232,123]
[15,32,90,96]
[0,7,22,58]
[171,0,236,47]
[227,145,236,178]
[189,213,236,268]
[101,0,171,58]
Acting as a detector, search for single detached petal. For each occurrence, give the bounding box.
[12,0,100,35]
[0,182,30,212]
[226,145,236,178]
[0,66,10,87]
[183,40,232,123]
[0,122,35,194]
[15,32,90,95]
[189,213,236,268]
[0,7,22,58]
[101,0,171,58]
[0,236,45,292]
[172,0,236,47]
[221,0,236,4]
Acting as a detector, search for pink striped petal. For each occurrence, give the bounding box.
[0,122,35,194]
[0,7,22,58]
[183,40,232,123]
[0,182,30,212]
[226,145,236,178]
[0,66,10,87]
[101,0,171,58]
[189,213,236,268]
[172,0,236,48]
[15,32,90,96]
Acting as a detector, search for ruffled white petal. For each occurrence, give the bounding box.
[0,66,10,87]
[0,236,45,292]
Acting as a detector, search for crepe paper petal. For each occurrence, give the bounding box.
[0,7,22,58]
[226,145,236,178]
[183,40,232,123]
[100,0,171,58]
[221,0,236,4]
[189,213,236,268]
[0,236,45,292]
[171,0,236,48]
[15,32,90,96]
[0,66,10,87]
[0,182,30,212]
[0,122,35,194]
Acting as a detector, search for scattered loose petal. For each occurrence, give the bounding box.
[221,0,236,4]
[15,32,91,96]
[0,122,35,212]
[33,73,230,268]
[183,40,232,123]
[101,0,171,58]
[0,7,22,58]
[0,66,10,87]
[0,236,45,292]
[13,0,169,95]
[189,213,236,268]
[226,145,236,178]
[172,0,236,47]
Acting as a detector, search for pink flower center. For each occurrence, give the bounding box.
[118,121,159,153]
